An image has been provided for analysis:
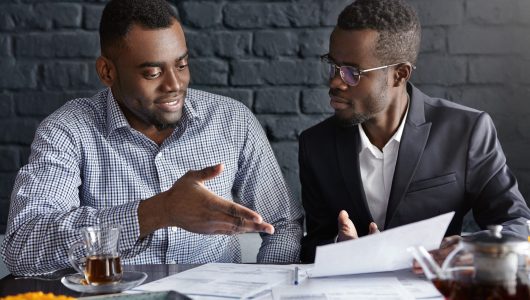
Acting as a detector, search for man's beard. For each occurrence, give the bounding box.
[154,122,178,131]
[333,112,374,128]
[333,79,388,128]
[150,114,180,131]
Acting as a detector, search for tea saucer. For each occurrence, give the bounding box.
[61,271,148,294]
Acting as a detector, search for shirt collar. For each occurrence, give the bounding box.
[358,95,410,153]
[105,88,200,137]
[106,89,129,137]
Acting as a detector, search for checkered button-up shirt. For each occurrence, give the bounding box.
[1,88,303,276]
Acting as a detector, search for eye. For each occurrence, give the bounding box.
[144,72,161,79]
[176,63,188,71]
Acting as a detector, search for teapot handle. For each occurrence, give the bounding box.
[441,242,464,271]
[408,246,445,280]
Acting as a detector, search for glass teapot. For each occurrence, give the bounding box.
[409,225,530,300]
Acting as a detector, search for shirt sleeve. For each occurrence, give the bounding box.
[232,111,303,263]
[0,120,151,276]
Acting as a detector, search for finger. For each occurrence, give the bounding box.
[211,216,275,235]
[215,198,264,224]
[189,164,224,182]
[337,210,357,241]
[440,235,461,248]
[412,260,424,274]
[234,216,274,235]
[338,210,349,220]
[430,245,458,265]
[368,222,379,234]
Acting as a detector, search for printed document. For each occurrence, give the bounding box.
[310,211,455,277]
[133,263,298,299]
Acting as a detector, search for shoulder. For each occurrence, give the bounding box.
[186,88,253,123]
[185,89,264,148]
[424,96,481,116]
[411,84,482,121]
[40,89,107,132]
[409,85,486,131]
[300,116,336,143]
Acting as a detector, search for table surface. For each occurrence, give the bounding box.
[0,264,199,297]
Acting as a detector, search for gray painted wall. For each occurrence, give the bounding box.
[1,1,530,242]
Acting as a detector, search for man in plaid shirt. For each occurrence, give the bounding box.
[1,0,303,275]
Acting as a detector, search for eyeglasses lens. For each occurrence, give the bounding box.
[340,66,359,86]
[325,62,360,86]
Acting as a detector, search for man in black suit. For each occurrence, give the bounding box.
[299,0,530,263]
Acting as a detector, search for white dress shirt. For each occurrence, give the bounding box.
[358,104,409,229]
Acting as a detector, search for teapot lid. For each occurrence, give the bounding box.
[462,225,528,255]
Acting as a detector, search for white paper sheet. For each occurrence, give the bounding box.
[272,276,415,300]
[272,269,442,300]
[310,211,455,277]
[132,263,299,299]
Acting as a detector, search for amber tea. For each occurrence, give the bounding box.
[84,255,122,285]
[432,278,530,300]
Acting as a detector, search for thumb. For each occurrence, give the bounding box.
[369,222,379,234]
[338,210,349,221]
[190,163,224,182]
[337,210,357,241]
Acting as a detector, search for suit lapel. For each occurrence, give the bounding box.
[335,123,373,233]
[385,84,432,228]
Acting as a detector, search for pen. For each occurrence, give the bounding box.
[294,266,299,285]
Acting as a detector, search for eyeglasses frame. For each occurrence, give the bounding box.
[321,54,416,86]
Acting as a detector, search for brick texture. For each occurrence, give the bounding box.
[1,0,529,233]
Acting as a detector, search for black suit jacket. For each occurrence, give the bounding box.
[299,83,530,262]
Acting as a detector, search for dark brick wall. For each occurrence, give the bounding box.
[1,0,529,233]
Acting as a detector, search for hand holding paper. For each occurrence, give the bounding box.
[311,212,455,277]
[337,210,380,242]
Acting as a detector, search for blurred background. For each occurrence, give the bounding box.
[1,0,530,274]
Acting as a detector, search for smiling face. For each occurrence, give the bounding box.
[99,20,190,132]
[328,28,394,126]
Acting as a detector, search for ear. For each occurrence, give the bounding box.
[393,63,413,87]
[96,56,116,87]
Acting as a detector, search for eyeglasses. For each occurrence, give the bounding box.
[321,54,415,86]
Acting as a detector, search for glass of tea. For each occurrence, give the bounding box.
[68,224,123,285]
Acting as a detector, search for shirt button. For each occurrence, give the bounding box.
[171,227,178,232]
[170,260,176,264]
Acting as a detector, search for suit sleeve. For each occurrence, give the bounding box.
[466,112,530,239]
[299,133,337,263]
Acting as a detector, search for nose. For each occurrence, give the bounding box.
[161,68,183,93]
[329,66,348,90]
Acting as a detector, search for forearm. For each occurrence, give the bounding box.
[2,201,145,276]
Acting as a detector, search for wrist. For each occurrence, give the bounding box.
[138,192,169,238]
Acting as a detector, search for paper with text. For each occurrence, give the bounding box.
[133,263,300,299]
[311,211,455,277]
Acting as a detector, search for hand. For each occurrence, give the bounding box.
[412,235,461,274]
[336,210,379,242]
[138,163,274,237]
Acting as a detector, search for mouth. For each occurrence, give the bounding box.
[329,94,351,110]
[155,96,183,113]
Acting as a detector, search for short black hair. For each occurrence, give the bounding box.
[337,0,421,65]
[99,0,179,56]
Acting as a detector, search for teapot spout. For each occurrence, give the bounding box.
[407,246,445,280]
